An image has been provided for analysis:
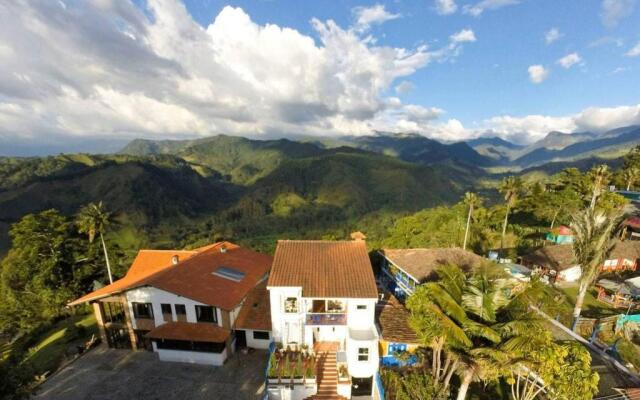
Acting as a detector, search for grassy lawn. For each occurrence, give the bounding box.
[21,314,98,375]
[558,286,619,318]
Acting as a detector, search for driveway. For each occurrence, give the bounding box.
[34,345,267,400]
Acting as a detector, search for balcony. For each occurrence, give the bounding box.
[306,313,347,325]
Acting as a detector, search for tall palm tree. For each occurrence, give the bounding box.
[499,176,522,255]
[408,264,543,400]
[588,164,610,209]
[570,207,622,331]
[77,202,113,284]
[462,192,481,251]
[623,166,640,191]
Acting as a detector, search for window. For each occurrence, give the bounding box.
[175,304,186,315]
[327,300,344,313]
[103,302,125,323]
[155,339,225,353]
[132,302,153,319]
[358,347,369,362]
[161,303,172,322]
[356,305,367,310]
[253,331,270,340]
[284,297,298,313]
[195,305,217,323]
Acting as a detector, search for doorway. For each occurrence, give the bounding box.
[236,330,247,350]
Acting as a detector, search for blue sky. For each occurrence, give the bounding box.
[178,0,640,125]
[0,0,639,155]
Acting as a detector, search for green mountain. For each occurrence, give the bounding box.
[120,135,324,184]
[318,133,493,166]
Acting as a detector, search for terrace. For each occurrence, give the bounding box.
[305,299,347,326]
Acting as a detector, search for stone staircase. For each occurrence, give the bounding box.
[305,343,347,400]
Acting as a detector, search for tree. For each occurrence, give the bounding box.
[407,264,545,400]
[77,202,113,284]
[622,166,640,191]
[462,192,481,251]
[570,207,622,331]
[0,210,77,333]
[588,164,611,210]
[508,341,598,400]
[499,176,522,254]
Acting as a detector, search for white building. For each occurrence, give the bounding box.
[69,242,273,366]
[267,235,380,399]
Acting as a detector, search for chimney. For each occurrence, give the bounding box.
[350,231,366,241]
[171,255,179,265]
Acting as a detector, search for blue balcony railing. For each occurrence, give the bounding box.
[305,313,347,325]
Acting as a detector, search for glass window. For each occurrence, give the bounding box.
[327,300,344,313]
[175,304,186,315]
[284,297,298,313]
[356,305,367,310]
[253,331,270,340]
[358,347,369,362]
[161,304,171,314]
[132,302,153,319]
[195,305,217,323]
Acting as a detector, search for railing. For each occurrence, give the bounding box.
[305,313,347,325]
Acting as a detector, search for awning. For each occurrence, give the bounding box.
[146,321,230,343]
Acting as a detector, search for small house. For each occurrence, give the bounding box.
[69,242,273,366]
[545,225,574,244]
[375,294,420,367]
[378,248,487,300]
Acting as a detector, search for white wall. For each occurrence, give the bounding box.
[346,327,379,378]
[244,329,272,349]
[346,299,376,329]
[268,287,304,344]
[125,286,223,329]
[152,342,228,366]
[559,265,582,282]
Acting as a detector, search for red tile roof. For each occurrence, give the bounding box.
[267,240,378,298]
[145,321,230,343]
[69,242,273,310]
[376,294,419,344]
[234,281,271,331]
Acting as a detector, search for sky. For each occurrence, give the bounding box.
[0,0,639,155]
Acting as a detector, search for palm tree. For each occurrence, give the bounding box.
[499,176,522,255]
[408,264,544,400]
[570,207,622,331]
[77,202,113,284]
[623,166,640,191]
[462,192,481,251]
[588,164,610,209]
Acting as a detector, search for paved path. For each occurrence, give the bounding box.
[34,345,267,400]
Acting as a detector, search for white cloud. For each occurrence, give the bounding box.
[394,80,414,95]
[450,29,476,43]
[544,28,562,44]
[0,0,481,144]
[352,4,400,31]
[434,0,458,15]
[556,52,582,69]
[528,65,549,83]
[601,0,636,27]
[463,0,519,17]
[626,41,640,57]
[588,36,624,48]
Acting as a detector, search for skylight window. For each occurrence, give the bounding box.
[212,266,245,282]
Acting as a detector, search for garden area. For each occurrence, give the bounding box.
[267,345,316,383]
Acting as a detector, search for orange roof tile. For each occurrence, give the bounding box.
[376,294,419,344]
[69,242,273,310]
[234,281,271,331]
[146,321,230,343]
[267,240,378,298]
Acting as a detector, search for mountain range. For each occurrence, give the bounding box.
[1,125,637,257]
